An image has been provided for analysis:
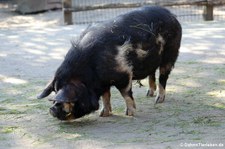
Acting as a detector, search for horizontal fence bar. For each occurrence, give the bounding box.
[64,1,208,12]
[64,0,225,12]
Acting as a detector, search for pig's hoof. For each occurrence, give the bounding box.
[100,109,111,117]
[146,89,154,97]
[126,107,135,116]
[155,94,165,104]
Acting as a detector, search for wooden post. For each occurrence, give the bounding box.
[203,2,214,21]
[62,0,73,25]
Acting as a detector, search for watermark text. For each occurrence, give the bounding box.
[180,142,224,148]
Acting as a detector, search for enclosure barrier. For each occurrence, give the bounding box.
[62,0,225,25]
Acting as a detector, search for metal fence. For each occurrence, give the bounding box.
[1,0,225,24]
[63,0,225,24]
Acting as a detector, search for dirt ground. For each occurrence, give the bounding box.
[0,9,225,149]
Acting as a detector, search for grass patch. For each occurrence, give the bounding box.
[193,116,211,125]
[185,89,201,97]
[113,106,125,114]
[0,106,7,111]
[5,109,25,115]
[192,137,202,141]
[0,136,7,141]
[116,138,146,144]
[184,130,202,135]
[215,67,225,74]
[192,116,221,127]
[1,126,18,134]
[0,105,26,115]
[0,102,49,115]
[0,98,18,104]
[23,102,50,113]
[212,103,225,109]
[177,120,190,129]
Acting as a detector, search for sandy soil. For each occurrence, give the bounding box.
[0,10,225,149]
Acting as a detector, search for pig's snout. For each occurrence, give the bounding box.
[49,102,74,120]
[49,102,63,118]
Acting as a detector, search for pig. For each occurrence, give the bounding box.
[37,6,182,120]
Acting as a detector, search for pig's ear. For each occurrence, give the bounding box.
[53,89,67,102]
[37,80,54,99]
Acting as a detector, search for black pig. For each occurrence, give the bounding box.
[37,6,182,120]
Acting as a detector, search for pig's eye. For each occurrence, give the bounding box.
[55,103,61,107]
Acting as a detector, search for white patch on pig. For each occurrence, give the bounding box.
[116,41,133,74]
[156,34,165,55]
[63,103,74,113]
[136,44,148,59]
[116,40,134,93]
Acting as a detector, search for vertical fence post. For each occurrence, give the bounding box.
[203,1,214,21]
[62,0,73,25]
